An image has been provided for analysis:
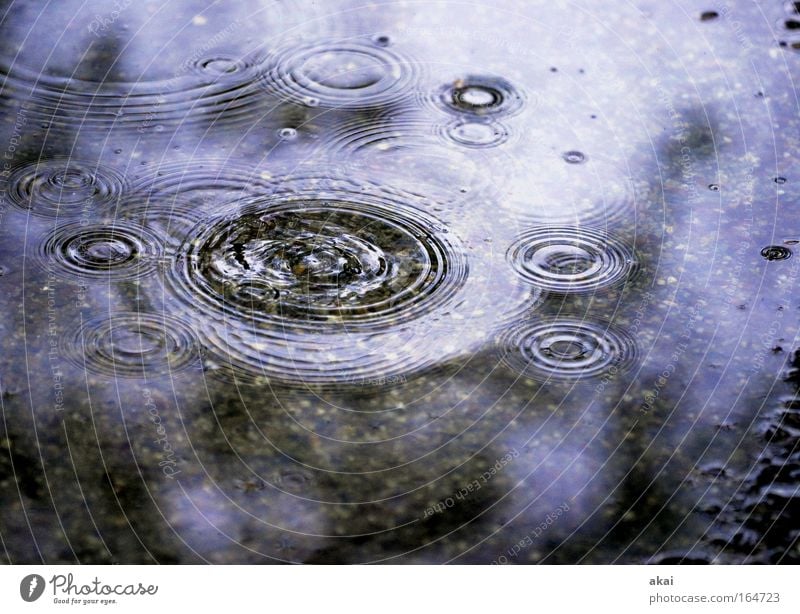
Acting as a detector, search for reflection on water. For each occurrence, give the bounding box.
[0,0,799,564]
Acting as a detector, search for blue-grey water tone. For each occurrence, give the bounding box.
[0,0,798,564]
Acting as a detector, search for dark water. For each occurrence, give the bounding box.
[0,0,798,563]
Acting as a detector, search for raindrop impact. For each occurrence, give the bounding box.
[433,75,525,118]
[263,38,419,109]
[165,183,473,386]
[562,150,586,164]
[37,221,163,281]
[499,317,637,381]
[4,159,125,218]
[761,245,793,261]
[63,313,199,377]
[507,226,636,293]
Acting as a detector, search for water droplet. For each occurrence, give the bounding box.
[700,11,719,21]
[761,245,793,261]
[774,176,787,184]
[709,183,720,191]
[372,34,392,47]
[278,127,297,139]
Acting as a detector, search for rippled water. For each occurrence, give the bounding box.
[0,0,799,564]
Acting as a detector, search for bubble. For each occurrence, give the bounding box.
[708,183,720,191]
[761,245,792,261]
[4,159,126,217]
[263,38,418,109]
[507,226,636,293]
[37,221,163,281]
[278,127,298,139]
[63,312,199,378]
[433,75,526,117]
[441,118,510,149]
[562,150,586,164]
[774,176,787,184]
[499,317,637,381]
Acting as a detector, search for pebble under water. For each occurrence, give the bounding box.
[0,0,799,565]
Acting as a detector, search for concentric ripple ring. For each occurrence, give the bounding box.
[499,317,637,381]
[63,312,200,377]
[173,197,465,328]
[507,226,636,293]
[3,159,126,217]
[163,187,473,386]
[263,38,418,109]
